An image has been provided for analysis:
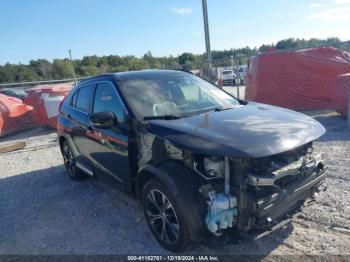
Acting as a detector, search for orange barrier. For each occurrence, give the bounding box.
[245,47,350,110]
[24,83,73,128]
[0,94,33,136]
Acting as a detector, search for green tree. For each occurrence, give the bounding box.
[52,59,74,79]
[79,65,100,76]
[15,65,39,82]
[107,55,122,67]
[178,53,197,65]
[29,59,52,80]
[81,55,99,67]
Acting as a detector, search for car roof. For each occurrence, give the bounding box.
[114,69,190,81]
[79,69,191,86]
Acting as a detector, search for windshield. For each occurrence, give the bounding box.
[118,73,240,119]
[222,71,233,75]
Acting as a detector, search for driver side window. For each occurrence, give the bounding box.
[93,82,125,123]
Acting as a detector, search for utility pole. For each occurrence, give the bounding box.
[235,53,245,99]
[68,49,77,86]
[202,0,212,77]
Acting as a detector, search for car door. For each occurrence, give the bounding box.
[69,83,96,160]
[87,81,130,183]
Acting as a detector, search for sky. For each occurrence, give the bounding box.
[1,0,350,65]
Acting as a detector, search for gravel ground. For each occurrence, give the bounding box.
[223,85,246,100]
[0,110,349,257]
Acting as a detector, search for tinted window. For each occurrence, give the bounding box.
[71,91,78,107]
[93,83,125,123]
[76,85,94,112]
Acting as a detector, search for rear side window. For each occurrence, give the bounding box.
[75,84,94,112]
[93,82,125,123]
[71,92,78,107]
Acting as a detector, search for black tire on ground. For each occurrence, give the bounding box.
[60,140,87,181]
[142,178,199,252]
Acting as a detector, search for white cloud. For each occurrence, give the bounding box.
[169,7,193,15]
[333,0,350,4]
[309,7,350,21]
[309,3,324,8]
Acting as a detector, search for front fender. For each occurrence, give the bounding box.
[137,161,206,241]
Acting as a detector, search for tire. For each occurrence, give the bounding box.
[142,178,195,252]
[61,140,87,181]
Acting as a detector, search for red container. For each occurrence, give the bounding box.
[0,94,33,136]
[245,47,350,110]
[24,83,73,128]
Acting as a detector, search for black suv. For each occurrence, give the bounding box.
[57,70,327,252]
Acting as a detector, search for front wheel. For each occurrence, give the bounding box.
[142,179,191,252]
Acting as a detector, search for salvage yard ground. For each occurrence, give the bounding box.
[0,110,349,256]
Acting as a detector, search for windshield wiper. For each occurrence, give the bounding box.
[144,115,181,120]
[213,106,235,112]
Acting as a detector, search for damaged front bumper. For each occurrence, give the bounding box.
[252,168,327,230]
[200,146,328,237]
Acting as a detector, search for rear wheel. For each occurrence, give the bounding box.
[142,179,192,252]
[61,140,86,181]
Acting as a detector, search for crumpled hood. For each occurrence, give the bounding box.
[147,102,326,158]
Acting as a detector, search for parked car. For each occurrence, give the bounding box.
[0,87,28,100]
[221,69,236,86]
[57,70,327,252]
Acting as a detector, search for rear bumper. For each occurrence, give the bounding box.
[251,169,328,230]
[223,79,234,85]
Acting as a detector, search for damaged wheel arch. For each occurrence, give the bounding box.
[137,161,206,243]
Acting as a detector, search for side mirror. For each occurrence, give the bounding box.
[90,111,117,129]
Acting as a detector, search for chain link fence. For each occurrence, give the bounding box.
[198,40,350,112]
[0,79,78,150]
[1,41,350,150]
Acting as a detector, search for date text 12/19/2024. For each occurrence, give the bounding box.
[127,256,220,261]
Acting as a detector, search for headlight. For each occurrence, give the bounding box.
[193,155,224,179]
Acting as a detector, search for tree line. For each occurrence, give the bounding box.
[0,37,347,83]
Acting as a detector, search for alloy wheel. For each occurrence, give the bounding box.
[145,189,180,245]
[62,143,75,175]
